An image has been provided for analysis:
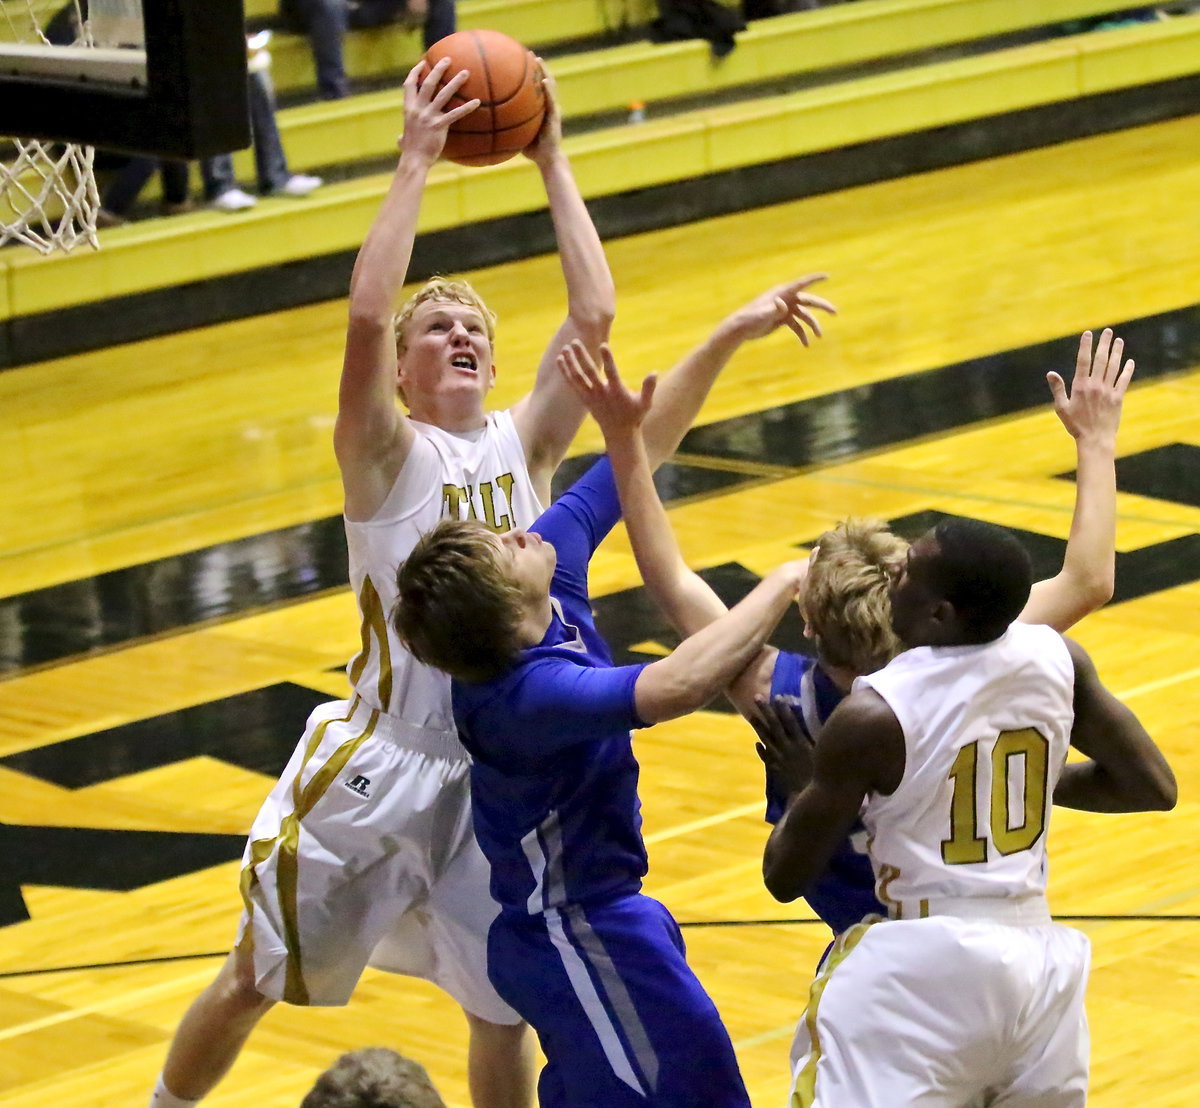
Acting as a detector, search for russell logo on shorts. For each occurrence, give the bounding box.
[344,774,371,798]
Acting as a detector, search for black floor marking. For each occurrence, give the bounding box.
[0,682,326,787]
[0,823,246,927]
[3,305,1198,676]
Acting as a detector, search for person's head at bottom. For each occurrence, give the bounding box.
[300,1047,446,1108]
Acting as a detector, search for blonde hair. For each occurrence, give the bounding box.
[393,519,524,683]
[805,518,909,675]
[392,276,497,357]
[301,1047,445,1108]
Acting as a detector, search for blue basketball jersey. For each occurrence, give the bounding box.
[453,458,650,914]
[768,650,885,935]
[453,457,753,1105]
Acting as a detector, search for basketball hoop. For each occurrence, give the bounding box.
[0,0,119,254]
[0,138,100,253]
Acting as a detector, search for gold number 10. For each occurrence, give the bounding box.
[941,728,1050,865]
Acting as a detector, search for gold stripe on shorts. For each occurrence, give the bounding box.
[240,697,381,1005]
[791,917,878,1108]
[280,698,381,1003]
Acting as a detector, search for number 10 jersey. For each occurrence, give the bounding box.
[855,621,1074,918]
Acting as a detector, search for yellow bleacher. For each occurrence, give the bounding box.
[2,0,1198,358]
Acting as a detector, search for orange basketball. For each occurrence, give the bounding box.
[423,30,546,167]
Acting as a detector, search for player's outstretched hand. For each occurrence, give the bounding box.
[557,340,656,440]
[523,59,562,166]
[400,56,480,164]
[752,695,816,800]
[1047,328,1135,447]
[725,275,837,347]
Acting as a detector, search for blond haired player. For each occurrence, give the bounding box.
[624,327,1141,942]
[147,56,609,1108]
[148,52,836,1108]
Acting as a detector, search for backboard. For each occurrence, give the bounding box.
[0,0,250,158]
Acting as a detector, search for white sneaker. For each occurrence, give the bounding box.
[279,174,322,197]
[210,187,257,212]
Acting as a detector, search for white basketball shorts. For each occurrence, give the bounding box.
[789,906,1090,1107]
[236,696,519,1024]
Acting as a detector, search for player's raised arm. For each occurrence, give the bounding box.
[557,340,805,724]
[641,276,835,469]
[511,68,616,499]
[1020,328,1133,631]
[336,58,478,514]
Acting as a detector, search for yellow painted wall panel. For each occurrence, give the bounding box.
[414,171,466,232]
[1078,16,1200,95]
[570,125,710,197]
[456,161,549,224]
[706,108,790,172]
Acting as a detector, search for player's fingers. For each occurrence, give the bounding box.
[793,306,823,339]
[1115,358,1135,394]
[404,60,428,89]
[572,340,602,384]
[1073,331,1092,382]
[787,320,809,347]
[767,697,806,743]
[430,66,471,110]
[1104,337,1125,386]
[751,698,777,741]
[798,294,838,315]
[560,341,594,388]
[640,373,658,409]
[598,343,623,387]
[789,273,828,291]
[1046,371,1068,411]
[556,350,589,392]
[419,55,452,97]
[441,98,481,127]
[1091,327,1113,378]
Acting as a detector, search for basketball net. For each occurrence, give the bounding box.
[0,0,141,253]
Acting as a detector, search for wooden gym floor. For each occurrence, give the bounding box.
[1,114,1198,1106]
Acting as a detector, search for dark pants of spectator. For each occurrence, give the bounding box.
[202,70,290,198]
[102,158,190,216]
[295,0,349,99]
[348,0,455,47]
[423,0,456,47]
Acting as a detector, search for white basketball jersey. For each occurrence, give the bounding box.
[343,410,544,730]
[856,621,1075,916]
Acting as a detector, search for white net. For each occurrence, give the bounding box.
[1,140,99,253]
[0,0,101,254]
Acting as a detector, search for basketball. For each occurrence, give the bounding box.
[423,30,546,167]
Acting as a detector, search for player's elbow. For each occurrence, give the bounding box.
[578,312,616,353]
[346,301,394,340]
[568,299,615,349]
[1077,568,1115,613]
[1146,764,1178,811]
[1120,760,1177,812]
[762,857,803,903]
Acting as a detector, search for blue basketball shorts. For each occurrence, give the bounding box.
[488,893,750,1107]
